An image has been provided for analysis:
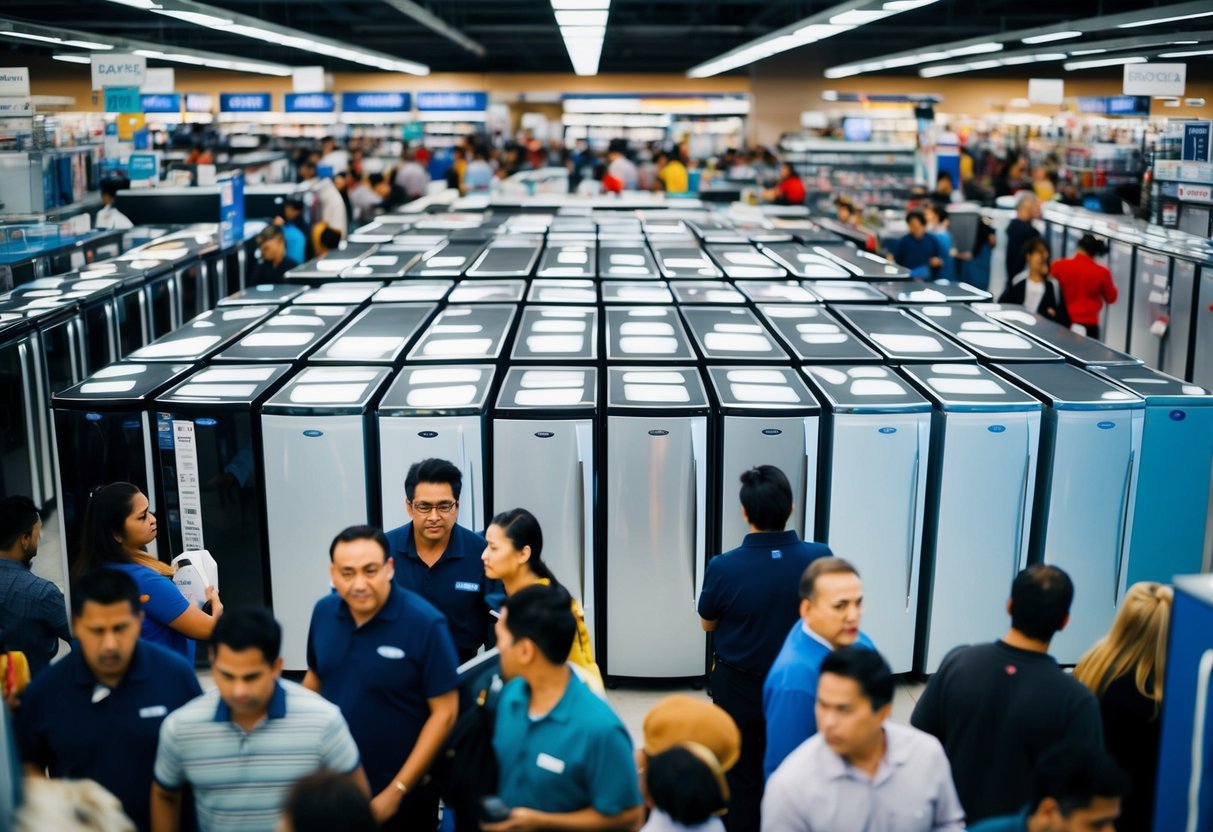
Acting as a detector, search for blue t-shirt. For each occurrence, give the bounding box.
[893,232,942,276]
[105,563,193,663]
[763,622,876,779]
[17,641,202,831]
[281,223,306,265]
[494,671,641,815]
[386,522,495,662]
[697,530,831,676]
[967,808,1029,832]
[306,585,459,793]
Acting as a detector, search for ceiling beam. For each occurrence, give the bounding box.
[376,0,486,57]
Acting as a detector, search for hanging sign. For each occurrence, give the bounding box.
[104,86,142,114]
[284,92,335,113]
[341,91,411,112]
[1123,63,1186,97]
[91,54,146,90]
[141,93,182,114]
[0,67,31,97]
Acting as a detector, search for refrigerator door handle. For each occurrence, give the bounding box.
[136,289,149,348]
[16,341,43,508]
[905,452,920,610]
[691,419,708,602]
[1013,454,1031,581]
[104,301,118,364]
[457,427,472,528]
[1113,451,1135,606]
[1188,648,1213,832]
[66,319,82,383]
[167,275,181,330]
[575,422,595,625]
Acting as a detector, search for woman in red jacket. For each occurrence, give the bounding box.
[763,162,806,205]
[1050,234,1118,340]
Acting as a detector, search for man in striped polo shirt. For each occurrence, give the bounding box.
[150,608,369,832]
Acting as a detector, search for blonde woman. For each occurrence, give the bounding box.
[1073,582,1172,831]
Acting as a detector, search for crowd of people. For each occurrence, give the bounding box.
[0,449,1172,831]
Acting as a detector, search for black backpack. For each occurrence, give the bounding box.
[432,665,501,832]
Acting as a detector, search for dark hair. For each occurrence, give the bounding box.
[646,746,727,825]
[283,771,377,832]
[319,227,342,249]
[905,209,927,226]
[819,646,895,711]
[298,159,316,176]
[1030,744,1130,815]
[71,568,142,618]
[502,583,576,665]
[1024,237,1050,260]
[782,161,798,178]
[211,607,281,664]
[328,525,390,562]
[800,557,860,601]
[927,202,949,224]
[368,173,385,187]
[283,196,304,211]
[1077,234,1108,258]
[490,508,559,585]
[739,465,793,532]
[936,171,954,185]
[255,225,283,246]
[74,482,141,581]
[404,458,464,502]
[0,495,40,550]
[1011,565,1074,642]
[100,179,126,199]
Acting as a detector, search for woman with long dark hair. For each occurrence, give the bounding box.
[73,482,222,661]
[481,508,602,689]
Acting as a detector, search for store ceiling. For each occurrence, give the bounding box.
[0,0,1210,76]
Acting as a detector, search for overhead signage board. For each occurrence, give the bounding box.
[1076,95,1150,117]
[219,93,272,112]
[104,86,142,114]
[141,93,182,114]
[0,68,31,97]
[1028,78,1064,105]
[185,92,214,113]
[292,66,325,93]
[91,54,146,90]
[341,91,411,112]
[284,92,335,113]
[1123,62,1186,97]
[416,91,488,111]
[1182,122,1211,163]
[142,67,175,94]
[128,152,159,183]
[219,174,245,250]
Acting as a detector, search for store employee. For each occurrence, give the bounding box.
[385,458,495,664]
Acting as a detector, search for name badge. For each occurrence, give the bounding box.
[455,581,480,592]
[140,705,168,719]
[536,753,565,774]
[771,549,782,559]
[377,646,406,660]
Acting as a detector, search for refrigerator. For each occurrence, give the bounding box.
[218,284,307,307]
[681,306,788,364]
[406,304,518,364]
[338,251,417,280]
[492,367,599,638]
[1130,247,1196,377]
[125,305,275,364]
[757,244,854,280]
[670,282,746,306]
[600,281,674,305]
[758,304,883,364]
[651,242,724,280]
[290,282,384,307]
[511,306,598,363]
[1089,365,1213,586]
[803,281,889,304]
[913,305,1065,364]
[284,243,378,283]
[464,235,543,278]
[874,280,991,304]
[7,278,122,376]
[706,365,821,550]
[527,280,598,305]
[309,303,437,367]
[802,364,932,673]
[1196,265,1213,390]
[448,280,526,304]
[899,364,1042,673]
[598,241,661,280]
[603,366,710,679]
[153,363,295,609]
[0,313,43,508]
[537,241,597,279]
[983,305,1142,368]
[1103,239,1135,352]
[1166,257,1200,380]
[261,365,394,670]
[817,246,910,281]
[212,305,354,365]
[704,244,788,279]
[371,281,453,305]
[52,362,195,566]
[833,305,977,364]
[734,281,819,305]
[406,241,487,277]
[993,362,1145,665]
[377,365,497,533]
[605,306,696,365]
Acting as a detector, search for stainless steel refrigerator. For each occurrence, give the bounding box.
[212,305,355,365]
[982,305,1142,368]
[913,305,1064,364]
[309,303,437,367]
[757,304,883,364]
[511,306,598,364]
[681,306,788,364]
[832,305,977,364]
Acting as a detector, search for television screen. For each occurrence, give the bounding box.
[843,117,873,142]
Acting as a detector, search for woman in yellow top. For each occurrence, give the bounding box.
[481,507,603,689]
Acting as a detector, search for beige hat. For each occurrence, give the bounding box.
[642,694,741,772]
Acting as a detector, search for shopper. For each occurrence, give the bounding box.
[655,150,689,194]
[303,525,458,830]
[1049,234,1118,339]
[395,149,432,201]
[698,465,831,832]
[1073,582,1172,831]
[999,238,1071,326]
[891,210,944,278]
[384,459,493,665]
[911,565,1104,823]
[298,159,347,238]
[642,745,729,832]
[0,496,69,677]
[762,162,806,206]
[151,608,368,832]
[763,557,875,779]
[276,196,308,263]
[931,171,961,205]
[249,225,299,285]
[924,202,957,282]
[462,148,494,193]
[94,180,134,231]
[318,136,350,178]
[481,508,602,688]
[1004,194,1041,281]
[966,745,1128,832]
[487,584,644,831]
[638,695,741,805]
[73,483,221,663]
[17,569,202,832]
[607,141,640,191]
[279,771,377,832]
[347,173,384,223]
[762,647,964,832]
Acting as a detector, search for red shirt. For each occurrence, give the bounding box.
[602,173,624,194]
[1050,254,1118,326]
[776,176,806,205]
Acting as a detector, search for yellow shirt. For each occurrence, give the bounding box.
[658,160,689,194]
[534,578,604,690]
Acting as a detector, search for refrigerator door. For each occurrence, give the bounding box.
[1195,268,1213,390]
[1104,240,1135,352]
[1130,249,1170,364]
[1166,259,1197,380]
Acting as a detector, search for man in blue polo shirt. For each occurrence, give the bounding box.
[486,584,643,832]
[698,464,831,832]
[305,525,459,831]
[891,209,945,278]
[17,569,201,832]
[385,458,494,664]
[763,557,875,779]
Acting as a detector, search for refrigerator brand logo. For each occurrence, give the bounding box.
[648,429,670,436]
[761,428,783,436]
[418,430,439,438]
[196,418,217,426]
[878,427,897,434]
[302,430,324,437]
[534,431,555,438]
[1096,421,1116,430]
[1170,410,1187,421]
[85,412,103,422]
[988,425,1006,433]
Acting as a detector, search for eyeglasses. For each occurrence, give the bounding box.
[410,500,458,516]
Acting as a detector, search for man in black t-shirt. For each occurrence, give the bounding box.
[911,565,1104,824]
[1004,194,1041,281]
[249,225,300,286]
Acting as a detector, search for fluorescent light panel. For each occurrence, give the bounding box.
[1064,55,1147,69]
[1021,30,1081,44]
[1159,48,1213,56]
[1,31,113,49]
[1118,10,1213,28]
[52,53,93,63]
[552,0,607,75]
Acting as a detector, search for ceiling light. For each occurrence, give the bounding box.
[830,9,890,25]
[1,31,114,49]
[104,0,161,6]
[946,42,1004,57]
[1069,48,1106,55]
[551,0,609,7]
[567,37,603,75]
[1021,30,1082,44]
[151,8,231,26]
[1160,48,1213,56]
[1064,55,1147,69]
[132,46,291,74]
[967,59,1002,70]
[1119,10,1213,28]
[554,9,608,26]
[883,0,938,9]
[52,53,92,63]
[920,63,970,77]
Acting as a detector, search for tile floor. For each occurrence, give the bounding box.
[31,506,927,739]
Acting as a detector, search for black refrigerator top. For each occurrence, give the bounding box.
[833,305,976,364]
[651,243,724,279]
[735,280,820,305]
[464,236,543,278]
[818,246,910,280]
[803,281,889,304]
[606,366,710,412]
[339,251,420,279]
[705,244,788,279]
[495,366,598,414]
[992,362,1146,411]
[899,363,1043,412]
[913,305,1064,364]
[1089,365,1213,406]
[759,244,853,279]
[681,306,788,363]
[600,281,674,305]
[537,241,597,279]
[406,241,487,277]
[406,304,518,362]
[213,305,354,364]
[157,363,294,407]
[261,365,393,415]
[802,364,933,414]
[876,280,992,304]
[378,364,498,416]
[527,279,599,304]
[511,305,598,362]
[54,361,195,407]
[605,305,696,363]
[126,305,275,362]
[290,282,384,306]
[670,281,746,305]
[707,365,820,415]
[309,302,437,366]
[757,304,883,364]
[980,305,1142,368]
[218,283,307,306]
[598,242,661,280]
[371,281,453,304]
[449,280,527,303]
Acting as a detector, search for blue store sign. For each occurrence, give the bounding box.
[341,91,411,112]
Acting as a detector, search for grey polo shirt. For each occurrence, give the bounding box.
[761,721,965,832]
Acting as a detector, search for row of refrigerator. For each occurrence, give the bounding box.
[48,278,1213,676]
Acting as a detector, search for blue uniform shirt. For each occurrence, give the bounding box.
[0,558,70,676]
[306,585,460,793]
[105,563,194,663]
[763,621,876,779]
[385,522,494,662]
[16,640,202,831]
[967,808,1030,832]
[697,530,830,676]
[493,671,642,816]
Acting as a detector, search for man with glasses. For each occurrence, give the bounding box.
[385,459,493,664]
